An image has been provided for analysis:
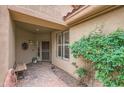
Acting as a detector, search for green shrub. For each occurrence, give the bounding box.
[70,28,124,86]
[75,67,87,78]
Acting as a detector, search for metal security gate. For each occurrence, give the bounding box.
[41,41,49,61]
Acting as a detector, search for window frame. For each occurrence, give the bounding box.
[56,31,70,60]
[56,32,63,58]
[62,31,69,60]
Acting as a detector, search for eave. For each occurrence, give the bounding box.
[64,5,122,27]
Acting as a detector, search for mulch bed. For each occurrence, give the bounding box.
[51,65,87,87]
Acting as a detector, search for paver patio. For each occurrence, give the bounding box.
[17,62,69,87]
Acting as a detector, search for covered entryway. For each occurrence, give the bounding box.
[13,20,76,86]
[8,5,68,64]
[5,5,78,87]
[15,21,53,64]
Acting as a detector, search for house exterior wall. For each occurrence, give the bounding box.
[15,27,51,64]
[0,5,124,86]
[52,7,124,85]
[9,13,15,69]
[15,27,35,64]
[0,6,15,86]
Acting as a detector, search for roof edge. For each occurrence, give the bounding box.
[65,5,122,27]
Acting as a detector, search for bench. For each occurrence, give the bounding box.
[15,63,27,79]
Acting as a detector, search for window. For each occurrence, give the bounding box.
[56,31,69,59]
[63,31,69,59]
[57,33,62,57]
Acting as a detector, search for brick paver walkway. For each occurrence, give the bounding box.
[17,62,68,87]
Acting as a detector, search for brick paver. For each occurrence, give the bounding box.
[17,62,68,87]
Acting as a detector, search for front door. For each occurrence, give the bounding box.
[41,41,49,61]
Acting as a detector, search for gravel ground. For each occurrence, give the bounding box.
[51,65,79,87]
[17,62,83,87]
[17,62,68,87]
[16,62,86,87]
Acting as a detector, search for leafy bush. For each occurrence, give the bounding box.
[70,28,124,86]
[75,67,87,78]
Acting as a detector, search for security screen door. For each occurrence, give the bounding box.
[41,41,49,61]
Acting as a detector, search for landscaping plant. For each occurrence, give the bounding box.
[70,28,124,86]
[75,67,87,78]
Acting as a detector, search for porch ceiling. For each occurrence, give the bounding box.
[8,6,69,31]
[15,21,56,33]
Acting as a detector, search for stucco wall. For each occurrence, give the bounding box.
[0,6,15,86]
[52,7,124,83]
[15,27,35,64]
[15,27,51,64]
[8,13,15,69]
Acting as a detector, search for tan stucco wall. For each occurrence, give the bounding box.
[0,6,15,86]
[15,27,35,64]
[15,27,51,64]
[52,7,124,82]
[8,13,15,69]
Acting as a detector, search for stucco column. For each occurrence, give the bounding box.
[0,6,10,86]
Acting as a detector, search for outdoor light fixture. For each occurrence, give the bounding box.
[28,40,33,44]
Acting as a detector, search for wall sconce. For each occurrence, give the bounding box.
[28,40,33,45]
